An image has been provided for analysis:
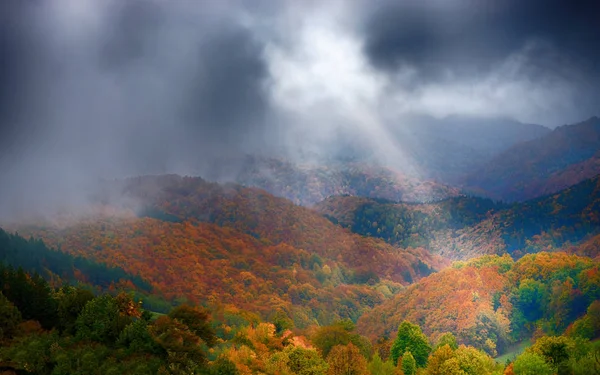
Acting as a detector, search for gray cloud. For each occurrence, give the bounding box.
[0,0,274,217]
[361,0,600,124]
[0,0,599,218]
[363,0,600,78]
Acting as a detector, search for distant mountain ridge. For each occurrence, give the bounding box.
[186,115,550,205]
[464,116,600,201]
[197,156,461,205]
[383,114,550,182]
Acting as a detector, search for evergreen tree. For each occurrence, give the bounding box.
[401,351,417,375]
[390,321,431,367]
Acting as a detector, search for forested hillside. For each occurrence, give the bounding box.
[317,175,600,259]
[0,227,150,293]
[10,176,446,328]
[358,252,600,358]
[0,255,597,375]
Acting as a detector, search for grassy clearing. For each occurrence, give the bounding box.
[495,339,532,364]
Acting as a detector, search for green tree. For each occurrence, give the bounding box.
[117,318,161,355]
[453,345,497,375]
[313,321,372,359]
[435,332,458,351]
[75,295,132,345]
[0,331,58,374]
[516,279,548,321]
[150,315,208,374]
[401,351,417,375]
[55,286,94,334]
[272,309,294,335]
[168,304,216,347]
[425,344,455,375]
[390,321,431,367]
[286,346,328,375]
[0,291,22,340]
[208,357,239,375]
[528,335,575,374]
[367,353,395,375]
[513,352,553,375]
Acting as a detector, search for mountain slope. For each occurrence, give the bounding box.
[316,174,600,260]
[389,114,550,182]
[357,252,600,357]
[0,227,151,292]
[464,116,600,201]
[11,175,448,326]
[205,156,460,205]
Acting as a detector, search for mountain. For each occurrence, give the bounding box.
[387,114,550,182]
[190,115,548,206]
[357,252,600,357]
[316,174,600,260]
[202,156,461,206]
[464,116,600,201]
[9,175,448,327]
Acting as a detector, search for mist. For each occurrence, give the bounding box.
[1,0,599,218]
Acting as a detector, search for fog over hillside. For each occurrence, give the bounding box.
[1,0,599,217]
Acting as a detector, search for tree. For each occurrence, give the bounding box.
[367,353,395,375]
[435,333,458,351]
[326,343,368,375]
[75,295,132,344]
[0,291,21,340]
[272,309,294,335]
[55,286,94,334]
[313,321,372,359]
[401,351,417,375]
[513,352,553,375]
[426,344,455,375]
[285,346,328,375]
[117,318,161,355]
[208,357,239,375]
[528,336,575,375]
[168,304,216,347]
[150,315,208,374]
[453,345,497,375]
[516,279,548,321]
[390,321,431,367]
[424,344,497,375]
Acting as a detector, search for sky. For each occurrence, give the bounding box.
[0,0,599,216]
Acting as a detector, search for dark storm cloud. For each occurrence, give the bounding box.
[363,0,600,80]
[0,1,47,150]
[181,27,270,144]
[359,0,600,125]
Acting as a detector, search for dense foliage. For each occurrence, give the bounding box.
[0,227,150,291]
[358,252,600,358]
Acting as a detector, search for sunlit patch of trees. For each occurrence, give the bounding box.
[358,252,600,359]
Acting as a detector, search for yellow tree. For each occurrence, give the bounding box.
[326,343,369,375]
